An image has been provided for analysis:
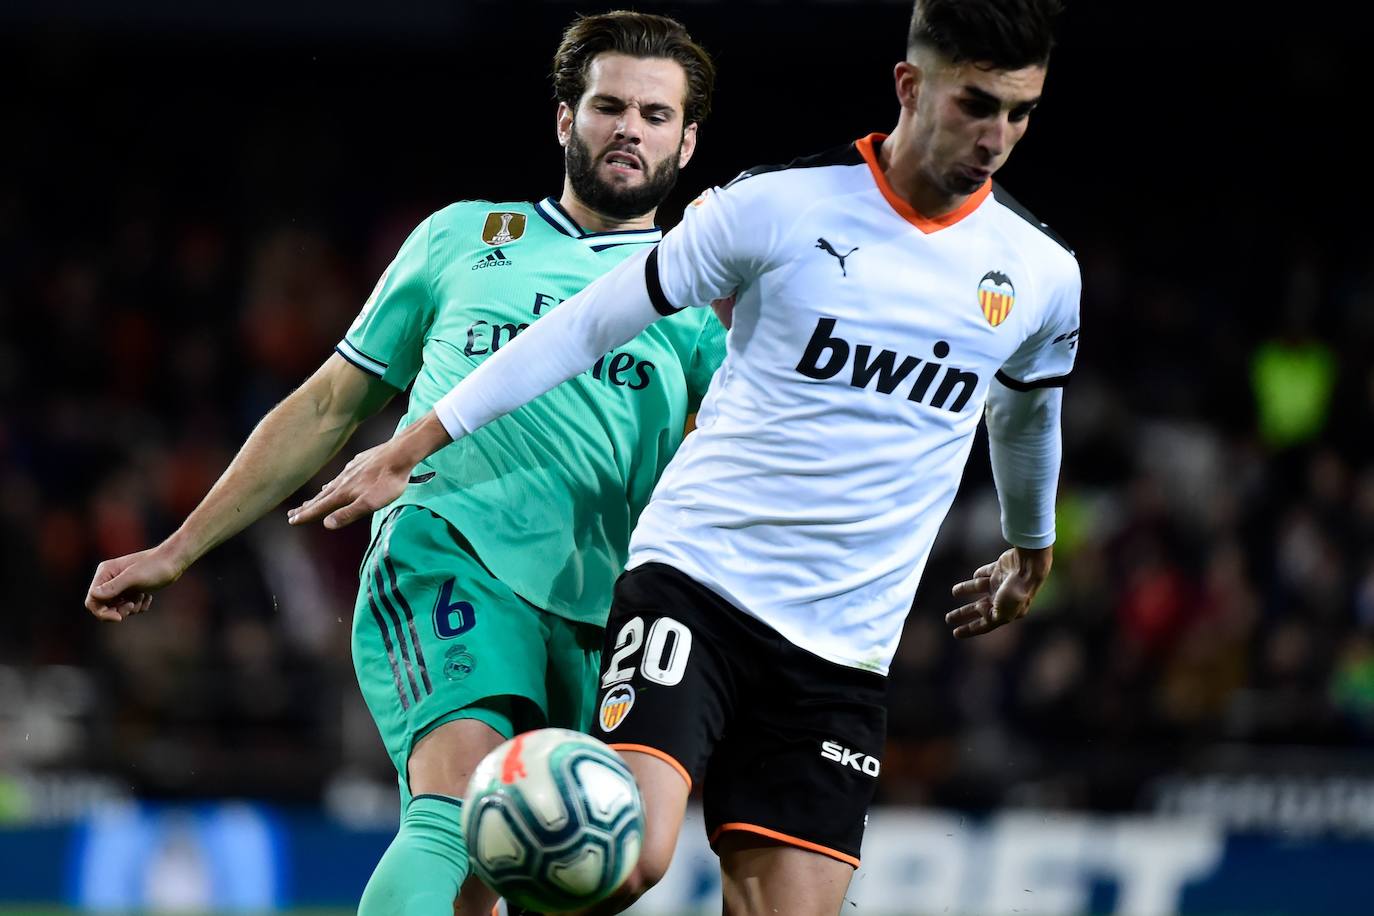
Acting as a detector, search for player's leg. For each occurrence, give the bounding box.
[552,749,692,915]
[390,717,506,916]
[703,614,887,916]
[352,506,553,916]
[717,833,854,916]
[550,563,738,914]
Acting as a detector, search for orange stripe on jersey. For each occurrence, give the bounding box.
[856,133,991,233]
[709,822,861,868]
[608,743,692,791]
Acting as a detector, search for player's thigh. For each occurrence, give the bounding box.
[703,638,887,873]
[717,833,854,916]
[351,506,553,794]
[590,564,741,791]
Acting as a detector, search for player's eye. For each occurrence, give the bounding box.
[960,99,997,119]
[1009,105,1036,123]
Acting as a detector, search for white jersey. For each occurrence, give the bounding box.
[627,133,1081,674]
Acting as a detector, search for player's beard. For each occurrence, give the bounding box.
[565,129,681,222]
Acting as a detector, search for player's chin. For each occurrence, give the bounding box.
[945,173,985,196]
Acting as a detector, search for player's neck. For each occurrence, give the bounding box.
[877,122,971,221]
[558,187,657,234]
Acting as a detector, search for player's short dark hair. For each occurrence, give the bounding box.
[552,10,715,128]
[907,0,1063,70]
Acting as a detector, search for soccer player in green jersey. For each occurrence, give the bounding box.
[84,12,722,915]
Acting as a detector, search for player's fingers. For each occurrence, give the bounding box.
[92,567,142,603]
[87,561,112,595]
[944,601,987,628]
[323,497,370,530]
[951,577,991,600]
[84,590,107,615]
[952,616,993,639]
[88,564,125,602]
[289,488,345,525]
[973,562,997,580]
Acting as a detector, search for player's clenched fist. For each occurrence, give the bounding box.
[946,545,1052,639]
[85,547,184,622]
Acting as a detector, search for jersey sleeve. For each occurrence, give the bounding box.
[647,183,778,314]
[336,216,436,391]
[996,260,1081,390]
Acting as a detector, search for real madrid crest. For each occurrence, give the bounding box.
[978,270,1015,327]
[599,684,635,732]
[481,211,527,246]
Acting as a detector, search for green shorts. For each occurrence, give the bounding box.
[351,505,602,797]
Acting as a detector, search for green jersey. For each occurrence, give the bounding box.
[338,197,726,625]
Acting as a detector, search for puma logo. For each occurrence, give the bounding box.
[815,238,858,276]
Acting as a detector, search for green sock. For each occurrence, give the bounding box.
[358,794,469,916]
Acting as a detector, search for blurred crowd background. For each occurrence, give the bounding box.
[3,0,1370,832]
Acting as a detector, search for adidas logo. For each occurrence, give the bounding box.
[471,248,513,271]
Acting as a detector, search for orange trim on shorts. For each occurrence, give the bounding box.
[709,822,860,869]
[608,743,692,791]
[855,132,991,233]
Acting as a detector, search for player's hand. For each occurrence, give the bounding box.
[288,441,412,530]
[946,546,1052,639]
[710,291,737,329]
[85,546,184,622]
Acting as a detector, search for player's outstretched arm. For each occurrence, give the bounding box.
[288,247,668,530]
[85,355,396,621]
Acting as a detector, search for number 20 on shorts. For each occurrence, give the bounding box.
[601,616,693,688]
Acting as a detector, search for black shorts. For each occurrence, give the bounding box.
[592,563,887,867]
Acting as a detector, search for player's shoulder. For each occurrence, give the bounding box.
[428,199,536,229]
[713,139,869,208]
[726,140,868,188]
[987,183,1077,272]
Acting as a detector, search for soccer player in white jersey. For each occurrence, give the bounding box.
[292,1,1078,913]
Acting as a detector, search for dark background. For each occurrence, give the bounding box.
[3,0,1371,822]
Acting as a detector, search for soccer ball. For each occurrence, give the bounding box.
[463,728,644,911]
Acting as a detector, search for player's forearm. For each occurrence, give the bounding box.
[431,246,662,445]
[163,391,366,569]
[985,382,1063,549]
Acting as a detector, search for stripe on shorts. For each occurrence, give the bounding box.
[368,589,410,711]
[382,554,432,696]
[373,562,423,704]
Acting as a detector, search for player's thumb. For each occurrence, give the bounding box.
[91,567,140,601]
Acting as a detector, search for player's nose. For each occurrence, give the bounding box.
[615,109,646,142]
[979,115,1012,158]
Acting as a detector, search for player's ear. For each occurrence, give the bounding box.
[894,60,922,111]
[677,122,699,169]
[556,101,575,147]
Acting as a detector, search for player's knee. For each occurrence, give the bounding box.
[618,843,671,900]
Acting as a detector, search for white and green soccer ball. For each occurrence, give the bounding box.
[463,727,644,911]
